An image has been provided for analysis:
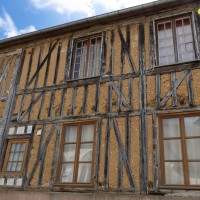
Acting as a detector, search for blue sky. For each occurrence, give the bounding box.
[0,0,156,40]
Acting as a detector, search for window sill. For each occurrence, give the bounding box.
[67,76,100,82]
[155,59,200,69]
[160,185,200,190]
[54,182,94,188]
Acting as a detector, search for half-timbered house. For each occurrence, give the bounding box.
[0,0,200,199]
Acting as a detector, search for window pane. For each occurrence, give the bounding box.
[16,162,22,171]
[8,127,15,135]
[16,126,25,134]
[8,153,14,161]
[187,139,200,160]
[60,164,74,182]
[18,152,24,161]
[79,143,93,161]
[165,162,184,185]
[13,153,19,161]
[65,126,77,142]
[77,163,92,183]
[81,125,94,142]
[11,162,17,171]
[21,143,26,151]
[63,144,76,162]
[184,117,200,137]
[11,144,16,151]
[163,118,180,138]
[6,162,12,171]
[188,162,200,185]
[15,143,21,151]
[164,140,182,160]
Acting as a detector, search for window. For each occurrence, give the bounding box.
[159,113,200,187]
[73,36,102,79]
[157,15,196,66]
[2,138,29,175]
[57,122,96,186]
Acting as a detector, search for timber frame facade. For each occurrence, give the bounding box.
[0,0,200,197]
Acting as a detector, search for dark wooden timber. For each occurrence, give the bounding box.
[28,45,44,120]
[65,39,73,81]
[118,78,122,112]
[70,87,77,115]
[152,112,159,190]
[160,69,190,108]
[149,21,156,67]
[50,128,60,187]
[107,83,112,112]
[129,78,133,108]
[156,74,161,109]
[111,81,132,110]
[100,32,107,76]
[26,124,57,186]
[38,124,46,186]
[94,118,102,189]
[139,23,148,193]
[82,85,88,114]
[187,70,194,107]
[113,118,135,189]
[104,117,110,189]
[171,72,177,107]
[118,26,135,73]
[26,40,58,89]
[94,81,100,113]
[109,30,114,75]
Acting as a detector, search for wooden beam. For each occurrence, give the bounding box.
[64,39,73,81]
[70,87,77,115]
[149,21,156,68]
[82,85,88,114]
[94,81,100,113]
[113,118,135,189]
[156,74,161,109]
[118,78,122,112]
[152,112,159,190]
[118,26,135,73]
[100,32,107,76]
[139,23,148,193]
[128,78,133,108]
[109,30,114,75]
[0,52,25,169]
[107,83,112,112]
[187,70,194,107]
[104,117,111,189]
[26,40,58,88]
[160,70,190,108]
[50,128,60,187]
[28,45,44,120]
[18,92,43,122]
[38,124,46,186]
[94,118,102,189]
[171,72,177,107]
[26,124,58,186]
[111,81,132,110]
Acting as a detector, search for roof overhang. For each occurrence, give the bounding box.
[0,0,198,50]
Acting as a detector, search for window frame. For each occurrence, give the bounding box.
[56,120,97,187]
[2,138,29,176]
[155,13,198,67]
[70,34,102,80]
[159,112,200,189]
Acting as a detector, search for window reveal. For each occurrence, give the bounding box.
[58,123,96,185]
[157,16,195,66]
[160,114,200,186]
[73,36,101,79]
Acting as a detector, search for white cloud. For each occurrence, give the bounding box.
[30,0,156,17]
[0,9,36,38]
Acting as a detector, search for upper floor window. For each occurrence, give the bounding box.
[159,113,200,187]
[157,15,196,66]
[73,36,102,79]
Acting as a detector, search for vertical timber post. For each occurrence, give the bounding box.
[139,23,148,194]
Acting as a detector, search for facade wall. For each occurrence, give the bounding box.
[0,1,200,195]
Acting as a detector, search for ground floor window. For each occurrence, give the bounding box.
[2,138,29,175]
[159,113,200,187]
[57,121,96,186]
